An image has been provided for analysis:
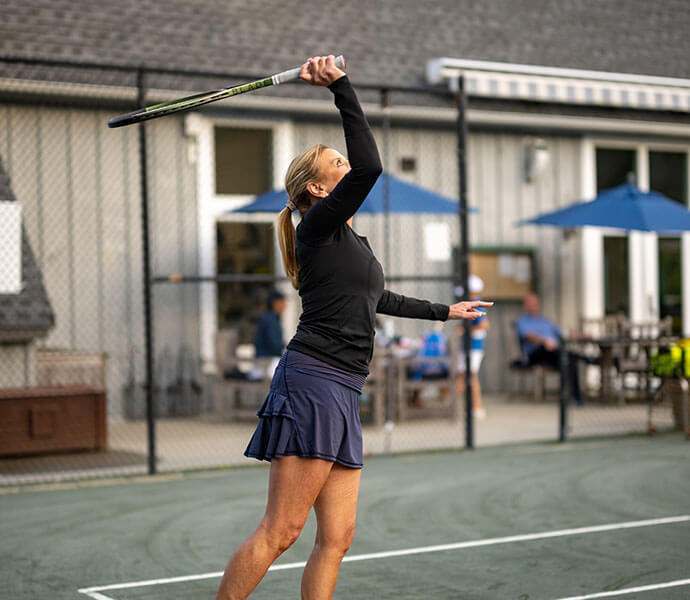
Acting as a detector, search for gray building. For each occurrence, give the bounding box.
[1,0,689,412]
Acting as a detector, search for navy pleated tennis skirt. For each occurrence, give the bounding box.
[244,349,366,469]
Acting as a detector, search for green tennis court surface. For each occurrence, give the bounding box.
[2,435,688,600]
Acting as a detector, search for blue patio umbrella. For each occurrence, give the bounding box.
[231,188,289,213]
[521,183,690,320]
[520,183,690,233]
[230,172,474,215]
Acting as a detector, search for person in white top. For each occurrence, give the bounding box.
[456,275,489,419]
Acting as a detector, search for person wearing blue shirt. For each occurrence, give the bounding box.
[516,293,583,405]
[254,290,286,358]
[456,275,489,418]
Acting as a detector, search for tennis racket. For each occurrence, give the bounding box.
[108,55,346,128]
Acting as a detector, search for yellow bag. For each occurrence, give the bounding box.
[651,339,690,378]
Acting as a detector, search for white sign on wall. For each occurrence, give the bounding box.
[0,202,22,294]
[424,222,451,262]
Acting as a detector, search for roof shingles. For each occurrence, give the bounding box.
[0,0,689,87]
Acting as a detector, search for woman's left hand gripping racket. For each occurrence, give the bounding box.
[108,55,346,128]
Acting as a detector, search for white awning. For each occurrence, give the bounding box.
[427,58,690,113]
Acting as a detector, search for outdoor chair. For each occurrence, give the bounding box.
[148,345,204,417]
[578,314,626,398]
[394,336,459,421]
[509,323,559,403]
[35,349,108,391]
[579,314,624,339]
[612,316,672,405]
[358,345,387,426]
[214,329,273,420]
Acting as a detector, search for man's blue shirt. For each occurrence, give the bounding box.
[254,311,284,358]
[516,314,561,357]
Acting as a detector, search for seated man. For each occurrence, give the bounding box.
[516,293,583,405]
[254,290,286,359]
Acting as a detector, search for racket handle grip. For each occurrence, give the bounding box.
[272,55,346,85]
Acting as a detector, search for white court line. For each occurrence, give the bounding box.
[552,577,690,599]
[77,514,690,599]
[80,592,118,600]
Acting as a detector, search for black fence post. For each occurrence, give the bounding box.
[455,75,473,449]
[381,89,391,274]
[137,68,156,474]
[558,337,568,442]
[380,88,394,454]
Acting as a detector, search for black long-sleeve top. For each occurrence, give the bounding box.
[287,76,449,375]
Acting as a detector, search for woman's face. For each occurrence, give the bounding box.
[308,148,350,201]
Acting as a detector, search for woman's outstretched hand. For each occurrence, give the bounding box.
[447,300,493,320]
[300,55,346,86]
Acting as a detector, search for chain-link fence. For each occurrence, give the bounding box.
[0,61,150,483]
[1,56,685,485]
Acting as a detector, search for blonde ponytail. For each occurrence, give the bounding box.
[277,206,299,289]
[277,143,328,289]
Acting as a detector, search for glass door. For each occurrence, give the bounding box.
[596,147,636,317]
[651,151,687,334]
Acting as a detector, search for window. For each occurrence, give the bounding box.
[214,127,272,195]
[603,237,629,315]
[652,151,687,333]
[213,126,275,344]
[596,148,636,191]
[597,148,636,316]
[658,237,682,333]
[216,222,275,343]
[650,151,687,204]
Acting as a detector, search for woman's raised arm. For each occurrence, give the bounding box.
[298,56,382,238]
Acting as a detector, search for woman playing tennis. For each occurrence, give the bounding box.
[216,55,492,600]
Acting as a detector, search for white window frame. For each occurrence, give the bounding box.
[581,137,690,331]
[185,113,294,372]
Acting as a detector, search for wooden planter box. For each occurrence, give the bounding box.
[0,386,106,457]
[659,379,690,436]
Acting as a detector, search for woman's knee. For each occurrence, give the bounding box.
[261,517,305,554]
[318,521,356,556]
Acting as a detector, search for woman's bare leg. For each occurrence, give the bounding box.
[215,456,334,600]
[301,463,361,599]
[456,372,465,395]
[457,372,484,411]
[471,374,483,411]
